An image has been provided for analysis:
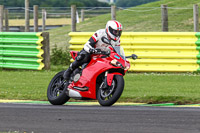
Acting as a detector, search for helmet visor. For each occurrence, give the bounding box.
[109,26,122,37]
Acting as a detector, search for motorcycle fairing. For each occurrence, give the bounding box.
[68,46,129,100]
[68,55,124,99]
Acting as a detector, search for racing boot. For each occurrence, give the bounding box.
[63,64,74,81]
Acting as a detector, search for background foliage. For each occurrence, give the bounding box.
[50,45,71,65]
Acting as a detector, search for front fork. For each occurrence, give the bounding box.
[102,71,115,89]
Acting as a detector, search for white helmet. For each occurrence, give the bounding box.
[105,20,122,41]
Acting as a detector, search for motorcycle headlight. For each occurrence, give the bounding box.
[110,59,125,69]
[110,59,118,66]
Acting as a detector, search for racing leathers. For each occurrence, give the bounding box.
[63,29,120,80]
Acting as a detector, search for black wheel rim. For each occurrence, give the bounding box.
[99,79,116,101]
[50,75,65,98]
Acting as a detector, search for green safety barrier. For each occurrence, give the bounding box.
[0,32,44,70]
[69,32,200,72]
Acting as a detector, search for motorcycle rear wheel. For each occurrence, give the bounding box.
[47,71,70,105]
[97,75,124,106]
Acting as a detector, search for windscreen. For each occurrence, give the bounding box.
[113,46,125,60]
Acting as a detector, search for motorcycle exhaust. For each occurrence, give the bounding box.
[67,88,82,98]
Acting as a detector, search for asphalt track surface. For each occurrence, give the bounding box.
[0,103,200,133]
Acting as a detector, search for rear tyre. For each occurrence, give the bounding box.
[47,71,70,105]
[97,75,124,106]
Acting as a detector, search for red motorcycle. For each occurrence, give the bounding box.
[47,37,137,106]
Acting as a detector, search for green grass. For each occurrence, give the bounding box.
[123,73,200,104]
[0,66,67,100]
[1,69,200,104]
[0,70,54,100]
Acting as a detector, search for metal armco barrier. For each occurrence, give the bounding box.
[0,32,50,70]
[69,32,200,72]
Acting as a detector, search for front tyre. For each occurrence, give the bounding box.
[47,71,70,105]
[97,75,124,106]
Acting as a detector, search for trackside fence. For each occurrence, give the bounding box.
[0,32,50,70]
[69,32,200,72]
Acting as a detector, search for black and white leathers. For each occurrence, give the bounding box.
[84,29,120,53]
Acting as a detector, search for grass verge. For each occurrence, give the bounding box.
[1,68,200,104]
[123,73,200,104]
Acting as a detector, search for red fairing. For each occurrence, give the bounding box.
[70,51,78,60]
[68,47,131,100]
[68,55,115,99]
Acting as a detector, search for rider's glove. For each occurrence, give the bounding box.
[89,48,97,54]
[105,50,110,56]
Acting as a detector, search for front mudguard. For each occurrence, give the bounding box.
[107,72,123,86]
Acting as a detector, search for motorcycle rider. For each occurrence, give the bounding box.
[63,20,123,81]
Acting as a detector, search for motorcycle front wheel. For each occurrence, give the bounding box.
[47,71,70,105]
[97,75,124,106]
